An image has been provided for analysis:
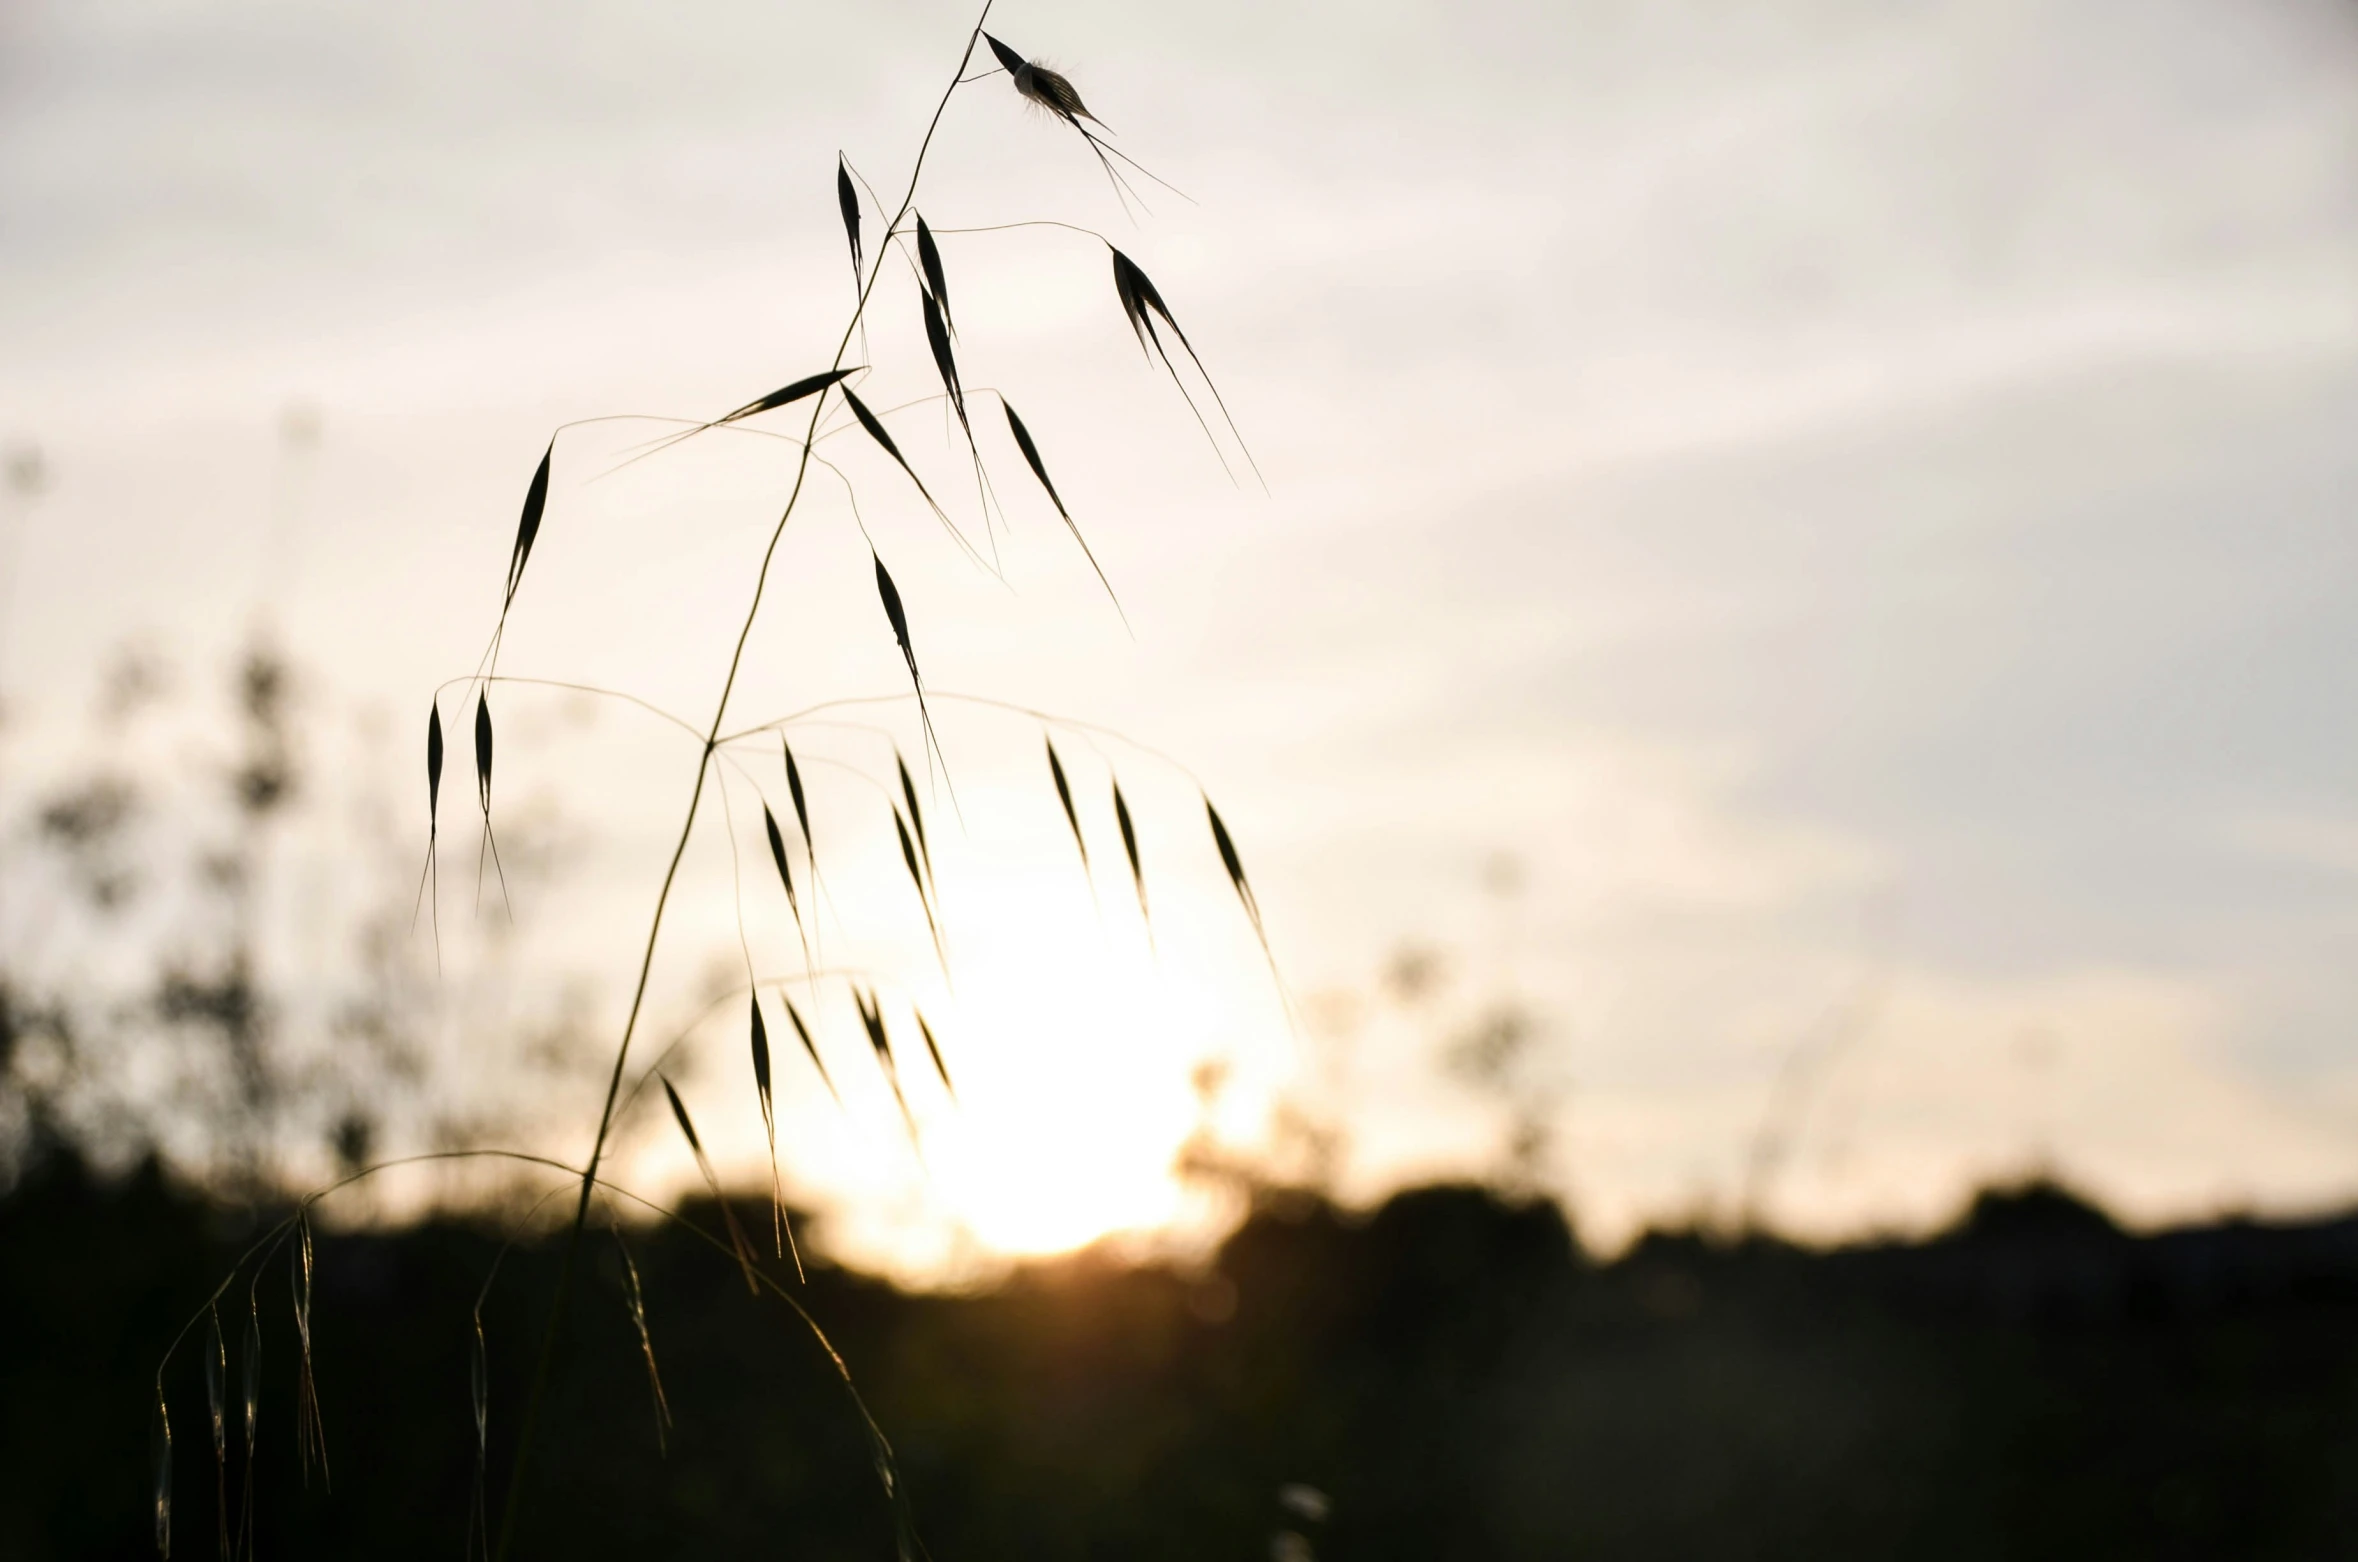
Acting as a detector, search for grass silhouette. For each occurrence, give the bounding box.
[149,5,1282,1557]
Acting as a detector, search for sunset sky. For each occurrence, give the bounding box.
[4,0,2357,1277]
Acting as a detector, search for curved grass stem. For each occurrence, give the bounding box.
[490,7,997,1556]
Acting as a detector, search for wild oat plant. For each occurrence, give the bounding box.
[147,9,1279,1559]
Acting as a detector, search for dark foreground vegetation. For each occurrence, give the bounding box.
[10,1144,2358,1561]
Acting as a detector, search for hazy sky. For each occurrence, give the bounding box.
[4,0,2357,1272]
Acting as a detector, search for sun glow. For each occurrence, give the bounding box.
[661,768,1292,1283]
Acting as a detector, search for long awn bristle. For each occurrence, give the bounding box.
[610,1225,674,1451]
[206,1306,227,1560]
[291,1218,328,1488]
[153,1387,172,1560]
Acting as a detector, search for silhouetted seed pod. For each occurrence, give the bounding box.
[896,752,933,886]
[1110,250,1193,359]
[1046,738,1087,871]
[916,215,951,335]
[915,1009,954,1101]
[1107,248,1260,485]
[750,996,798,1273]
[835,155,861,279]
[894,808,923,899]
[1004,402,1120,609]
[426,704,444,832]
[873,554,913,667]
[1113,780,1146,921]
[504,440,551,610]
[921,288,967,434]
[854,986,888,1059]
[855,987,919,1142]
[844,388,940,514]
[782,739,812,848]
[661,1076,760,1294]
[982,33,1098,124]
[750,997,774,1127]
[1003,402,1068,520]
[780,993,836,1101]
[763,803,799,918]
[719,367,856,425]
[1206,793,1276,967]
[473,694,493,813]
[984,32,1027,77]
[892,803,945,968]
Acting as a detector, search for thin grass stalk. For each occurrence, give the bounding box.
[491,9,998,1556]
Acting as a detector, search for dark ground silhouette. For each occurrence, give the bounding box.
[8,1142,2358,1560]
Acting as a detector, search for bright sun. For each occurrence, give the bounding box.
[669,789,1287,1282]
